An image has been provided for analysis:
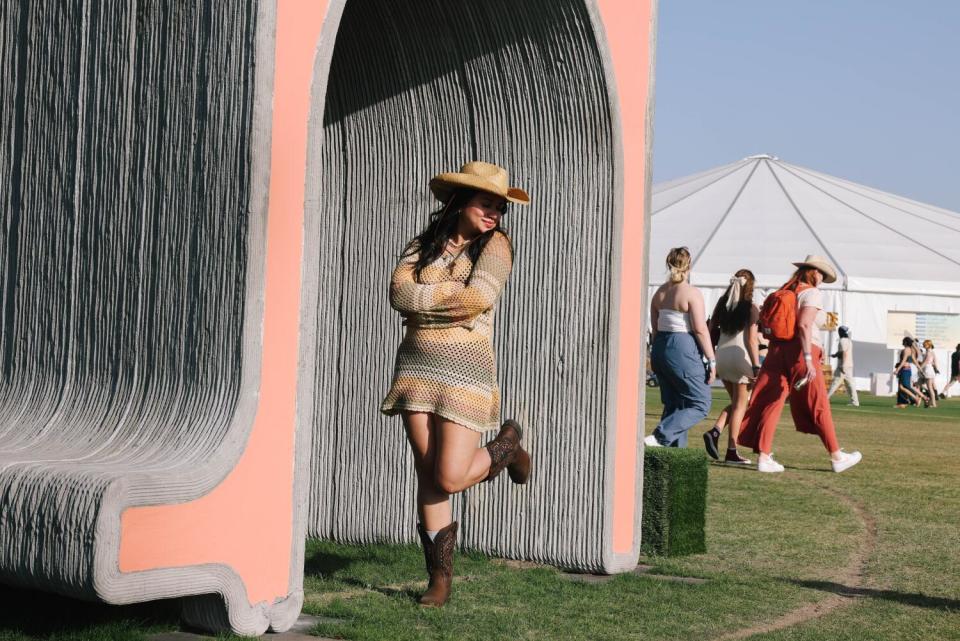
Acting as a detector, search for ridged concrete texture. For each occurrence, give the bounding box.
[305,0,654,572]
[0,0,302,635]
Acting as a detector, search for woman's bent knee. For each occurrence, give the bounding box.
[435,472,466,494]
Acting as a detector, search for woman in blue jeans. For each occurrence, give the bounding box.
[645,247,716,447]
[894,337,922,408]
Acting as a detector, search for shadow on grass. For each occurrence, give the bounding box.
[359,583,422,602]
[304,544,425,605]
[781,464,833,474]
[0,583,180,637]
[787,579,960,611]
[304,548,361,578]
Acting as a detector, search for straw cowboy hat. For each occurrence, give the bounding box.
[429,161,530,206]
[793,254,837,283]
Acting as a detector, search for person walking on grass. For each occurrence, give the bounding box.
[703,269,759,465]
[645,247,715,449]
[381,161,532,607]
[941,344,960,399]
[894,337,922,408]
[737,255,862,474]
[919,340,940,408]
[827,325,860,407]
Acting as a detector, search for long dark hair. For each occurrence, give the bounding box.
[404,189,510,281]
[711,269,756,335]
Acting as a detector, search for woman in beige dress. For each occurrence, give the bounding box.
[704,269,759,464]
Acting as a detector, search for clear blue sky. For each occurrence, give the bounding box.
[652,0,960,211]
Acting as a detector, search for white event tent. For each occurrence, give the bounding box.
[648,154,960,394]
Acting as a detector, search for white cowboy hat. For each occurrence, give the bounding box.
[792,254,837,283]
[429,161,530,206]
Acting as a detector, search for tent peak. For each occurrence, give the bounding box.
[745,153,779,160]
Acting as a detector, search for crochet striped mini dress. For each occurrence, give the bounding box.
[381,231,513,433]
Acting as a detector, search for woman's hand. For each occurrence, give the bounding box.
[800,354,817,385]
[707,364,716,385]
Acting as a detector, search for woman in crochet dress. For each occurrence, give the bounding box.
[381,161,531,607]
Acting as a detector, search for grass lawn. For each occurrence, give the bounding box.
[1,391,958,640]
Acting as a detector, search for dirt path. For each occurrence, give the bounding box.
[712,480,878,641]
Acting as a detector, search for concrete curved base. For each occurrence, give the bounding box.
[0,1,312,635]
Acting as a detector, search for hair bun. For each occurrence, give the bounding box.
[666,247,691,283]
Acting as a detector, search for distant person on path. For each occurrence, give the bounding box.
[894,337,922,408]
[381,162,532,607]
[941,344,960,398]
[920,339,940,407]
[737,256,862,473]
[703,269,759,465]
[827,325,860,406]
[645,247,715,448]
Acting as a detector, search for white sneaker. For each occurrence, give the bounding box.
[644,434,662,448]
[757,455,785,473]
[831,450,862,473]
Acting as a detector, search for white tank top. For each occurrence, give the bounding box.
[658,309,692,332]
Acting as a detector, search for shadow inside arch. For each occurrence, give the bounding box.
[323,0,581,126]
[786,579,960,612]
[0,583,180,636]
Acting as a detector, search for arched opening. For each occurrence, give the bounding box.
[306,0,619,569]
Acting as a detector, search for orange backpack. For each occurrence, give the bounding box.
[758,284,810,341]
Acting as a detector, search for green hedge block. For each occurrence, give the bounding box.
[641,447,707,557]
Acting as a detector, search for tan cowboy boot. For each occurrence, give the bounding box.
[416,521,457,607]
[484,419,531,484]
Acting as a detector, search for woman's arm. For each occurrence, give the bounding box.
[797,305,819,382]
[747,305,761,370]
[688,289,717,383]
[413,231,513,324]
[389,245,467,314]
[650,287,662,340]
[708,297,725,348]
[894,349,908,374]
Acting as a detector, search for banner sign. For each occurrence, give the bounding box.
[886,311,960,349]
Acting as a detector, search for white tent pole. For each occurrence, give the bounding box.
[652,159,752,217]
[785,162,960,235]
[690,161,761,269]
[776,162,960,269]
[765,159,849,283]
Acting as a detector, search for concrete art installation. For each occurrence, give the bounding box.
[0,0,655,635]
[309,0,656,573]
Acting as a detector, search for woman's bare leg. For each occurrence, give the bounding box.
[943,377,958,396]
[899,383,921,405]
[714,381,733,434]
[715,380,735,434]
[928,380,938,407]
[435,418,490,494]
[403,411,451,530]
[727,382,751,450]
